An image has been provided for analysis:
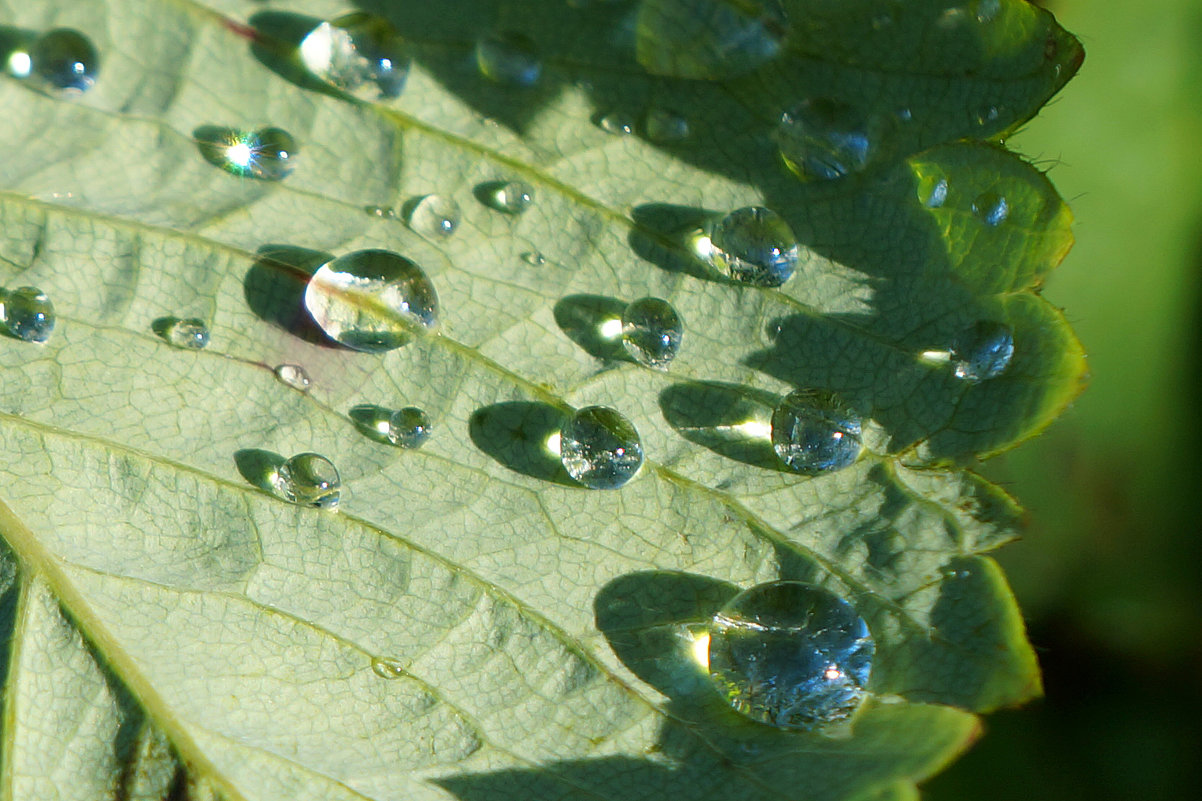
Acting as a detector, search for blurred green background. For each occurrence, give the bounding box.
[928,0,1202,797]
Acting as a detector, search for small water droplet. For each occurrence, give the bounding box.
[162,318,210,350]
[198,126,298,182]
[371,656,409,679]
[973,0,1001,24]
[643,107,690,143]
[28,29,99,94]
[635,0,787,79]
[521,251,546,266]
[478,180,534,215]
[919,175,949,208]
[951,321,1014,382]
[707,581,874,730]
[0,286,55,343]
[776,98,892,181]
[387,406,433,449]
[272,452,341,510]
[974,105,1001,126]
[597,111,634,136]
[708,206,799,287]
[405,194,460,238]
[364,205,396,219]
[621,297,682,370]
[559,406,644,489]
[304,249,439,353]
[299,12,411,100]
[274,363,312,391]
[475,31,542,87]
[972,191,1009,226]
[770,389,862,474]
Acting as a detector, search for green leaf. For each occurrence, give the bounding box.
[0,1,1081,799]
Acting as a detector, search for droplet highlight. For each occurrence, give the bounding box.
[951,321,1014,382]
[273,452,342,510]
[274,363,312,391]
[300,12,411,100]
[559,406,644,489]
[0,286,55,343]
[475,31,542,87]
[405,194,460,239]
[972,192,1009,226]
[597,111,634,136]
[304,249,439,352]
[770,389,862,474]
[708,581,874,730]
[621,297,682,369]
[478,180,534,215]
[162,318,210,350]
[198,126,298,182]
[28,28,99,94]
[708,206,799,287]
[776,98,892,182]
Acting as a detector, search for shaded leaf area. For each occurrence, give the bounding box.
[0,0,1079,800]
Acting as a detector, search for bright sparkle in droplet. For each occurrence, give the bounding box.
[8,52,31,78]
[921,349,953,364]
[691,631,711,669]
[227,142,253,168]
[731,420,772,439]
[545,432,562,455]
[689,232,715,260]
[599,318,624,340]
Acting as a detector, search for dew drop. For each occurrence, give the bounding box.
[387,406,433,449]
[162,318,210,350]
[521,251,546,266]
[636,0,787,79]
[364,205,396,219]
[971,191,1009,226]
[951,321,1014,382]
[918,175,949,209]
[199,126,298,182]
[770,389,862,474]
[478,180,534,215]
[0,286,55,343]
[304,249,439,353]
[559,406,644,489]
[973,0,1001,24]
[708,581,874,730]
[28,29,99,94]
[371,656,409,679]
[475,31,542,87]
[621,297,682,370]
[300,12,411,100]
[597,111,634,136]
[708,206,799,287]
[974,105,1001,127]
[274,363,312,392]
[643,107,690,143]
[776,98,892,182]
[406,194,460,238]
[272,452,342,510]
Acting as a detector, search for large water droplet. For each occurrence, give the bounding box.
[198,126,298,182]
[708,581,874,730]
[972,192,1009,226]
[643,107,690,143]
[708,206,799,287]
[387,406,433,449]
[621,297,682,370]
[300,12,411,100]
[770,389,862,474]
[559,406,644,489]
[405,194,460,239]
[0,286,55,343]
[951,321,1014,382]
[162,317,210,350]
[28,28,99,94]
[636,0,787,79]
[776,98,891,182]
[478,180,534,215]
[274,363,312,391]
[475,31,542,87]
[304,249,439,352]
[273,452,342,510]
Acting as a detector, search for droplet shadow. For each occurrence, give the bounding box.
[234,448,285,493]
[243,244,337,345]
[659,381,783,471]
[348,403,393,444]
[629,203,721,282]
[552,294,627,362]
[468,401,576,486]
[247,11,344,97]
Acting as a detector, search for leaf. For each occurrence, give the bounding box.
[0,1,1081,800]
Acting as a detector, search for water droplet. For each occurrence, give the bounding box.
[635,0,787,80]
[770,389,862,474]
[521,251,546,266]
[973,0,1001,24]
[28,29,99,94]
[598,111,634,136]
[971,191,1009,226]
[919,175,949,208]
[387,406,433,449]
[776,98,892,181]
[951,321,1014,382]
[162,318,210,350]
[371,656,409,679]
[643,107,690,143]
[621,297,682,370]
[304,249,439,353]
[405,194,460,238]
[0,286,55,343]
[475,31,542,87]
[478,180,534,215]
[274,363,312,391]
[974,105,1001,126]
[300,12,411,100]
[364,205,396,218]
[273,452,342,510]
[559,406,644,489]
[198,126,298,182]
[708,206,799,287]
[708,581,874,730]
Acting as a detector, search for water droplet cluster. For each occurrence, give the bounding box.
[162,318,211,350]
